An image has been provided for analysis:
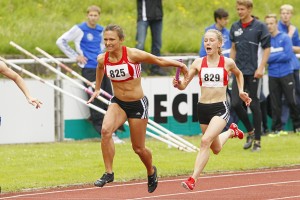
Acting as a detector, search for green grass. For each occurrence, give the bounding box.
[0,0,300,55]
[1,0,299,78]
[1,134,299,193]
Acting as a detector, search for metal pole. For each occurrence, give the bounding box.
[54,63,64,141]
[59,76,64,142]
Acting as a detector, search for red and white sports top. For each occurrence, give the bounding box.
[199,56,228,87]
[104,46,142,82]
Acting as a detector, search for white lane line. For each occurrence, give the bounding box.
[1,168,299,199]
[128,180,300,200]
[268,195,300,200]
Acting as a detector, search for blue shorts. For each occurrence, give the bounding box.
[110,96,149,119]
[197,101,230,125]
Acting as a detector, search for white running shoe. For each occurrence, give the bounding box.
[112,133,125,144]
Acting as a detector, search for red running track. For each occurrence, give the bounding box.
[1,166,300,200]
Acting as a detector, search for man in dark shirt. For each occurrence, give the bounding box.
[136,0,166,76]
[230,0,271,152]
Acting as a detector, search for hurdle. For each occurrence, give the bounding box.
[10,41,196,152]
[0,55,189,151]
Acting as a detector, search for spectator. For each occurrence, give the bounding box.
[56,5,124,143]
[230,0,271,152]
[278,4,300,131]
[0,61,42,109]
[254,15,270,136]
[87,24,189,192]
[258,44,270,136]
[260,83,269,135]
[174,29,251,191]
[136,0,166,76]
[264,14,300,136]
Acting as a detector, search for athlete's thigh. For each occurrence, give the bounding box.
[128,118,148,147]
[206,116,226,146]
[102,103,127,132]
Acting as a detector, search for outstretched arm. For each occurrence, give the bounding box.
[87,54,105,104]
[128,47,189,79]
[0,61,42,108]
[173,58,201,90]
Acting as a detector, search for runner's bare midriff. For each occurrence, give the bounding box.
[112,77,144,101]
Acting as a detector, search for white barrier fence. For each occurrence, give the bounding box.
[1,54,300,144]
[0,56,198,144]
[0,79,55,144]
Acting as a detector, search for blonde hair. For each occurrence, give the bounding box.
[205,29,224,55]
[280,4,293,13]
[265,14,277,22]
[87,5,101,14]
[236,0,253,9]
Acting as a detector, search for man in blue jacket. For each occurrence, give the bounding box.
[56,5,124,143]
[278,4,300,131]
[265,14,300,135]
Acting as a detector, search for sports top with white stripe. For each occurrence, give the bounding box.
[199,56,228,87]
[104,46,142,82]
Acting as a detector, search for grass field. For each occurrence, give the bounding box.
[0,133,299,193]
[0,0,299,78]
[0,0,300,55]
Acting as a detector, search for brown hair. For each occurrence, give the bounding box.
[205,29,224,55]
[87,5,101,14]
[236,0,253,9]
[104,24,125,40]
[214,8,229,22]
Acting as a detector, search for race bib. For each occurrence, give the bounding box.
[201,68,224,87]
[106,64,131,81]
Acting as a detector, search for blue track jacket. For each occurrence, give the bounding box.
[56,22,104,68]
[278,20,300,70]
[267,31,293,78]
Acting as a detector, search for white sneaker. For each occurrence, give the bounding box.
[112,133,125,144]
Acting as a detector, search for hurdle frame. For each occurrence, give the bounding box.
[6,43,200,147]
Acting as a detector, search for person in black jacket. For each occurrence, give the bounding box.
[136,0,166,76]
[229,0,271,152]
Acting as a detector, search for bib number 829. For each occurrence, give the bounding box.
[204,73,220,82]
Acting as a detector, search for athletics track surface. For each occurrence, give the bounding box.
[1,166,300,200]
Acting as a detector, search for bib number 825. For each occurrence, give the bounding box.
[110,69,126,78]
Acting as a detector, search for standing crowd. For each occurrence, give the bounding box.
[197,1,300,151]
